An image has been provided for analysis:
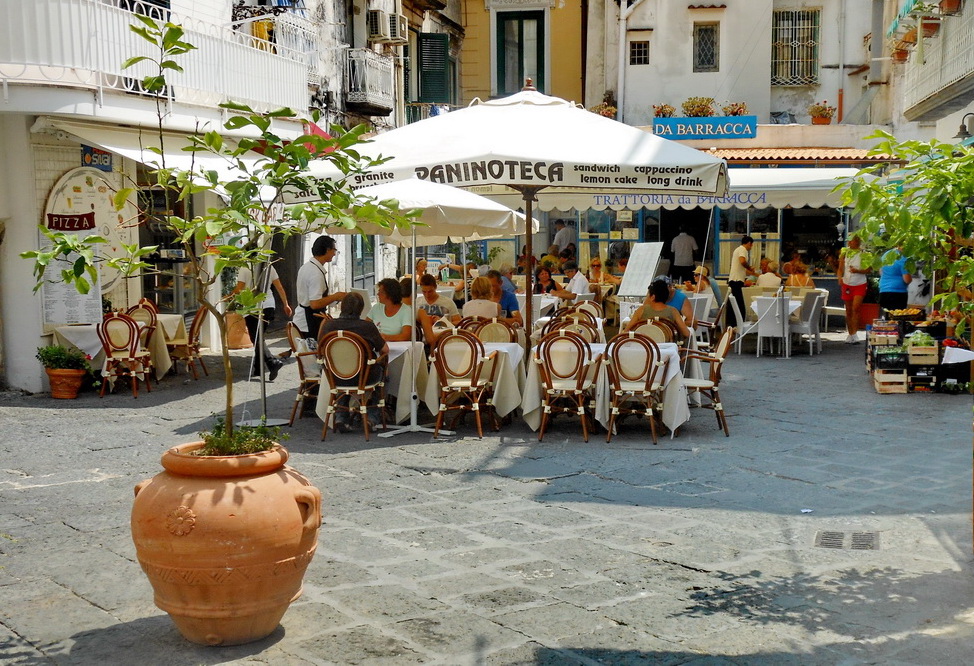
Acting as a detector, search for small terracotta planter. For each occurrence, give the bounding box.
[45,368,86,399]
[225,311,252,349]
[892,48,910,64]
[940,0,963,15]
[811,116,832,125]
[131,443,321,646]
[920,18,941,37]
[901,27,919,44]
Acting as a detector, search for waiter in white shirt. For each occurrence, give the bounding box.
[294,235,346,338]
[553,220,575,252]
[670,227,699,283]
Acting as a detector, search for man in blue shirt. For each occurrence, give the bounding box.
[878,247,912,311]
[487,270,522,327]
[655,276,695,325]
[498,264,520,294]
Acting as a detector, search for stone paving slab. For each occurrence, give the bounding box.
[1,335,973,664]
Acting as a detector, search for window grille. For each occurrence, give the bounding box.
[629,40,650,66]
[771,9,820,86]
[693,23,718,72]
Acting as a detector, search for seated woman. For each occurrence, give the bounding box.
[399,277,414,306]
[683,265,712,293]
[540,244,561,271]
[785,262,815,288]
[318,292,389,433]
[367,278,413,342]
[462,277,501,319]
[625,280,691,342]
[588,257,619,285]
[534,266,558,294]
[755,261,783,288]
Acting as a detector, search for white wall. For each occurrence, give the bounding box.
[172,0,233,26]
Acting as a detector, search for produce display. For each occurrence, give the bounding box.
[886,308,923,317]
[903,331,935,347]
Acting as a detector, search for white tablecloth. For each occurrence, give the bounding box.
[516,294,558,317]
[521,341,690,437]
[315,341,428,425]
[52,321,173,380]
[750,297,801,318]
[423,342,525,418]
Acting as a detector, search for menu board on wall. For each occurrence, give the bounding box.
[40,167,119,327]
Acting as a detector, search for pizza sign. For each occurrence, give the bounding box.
[46,212,96,231]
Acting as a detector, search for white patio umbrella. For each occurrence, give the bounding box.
[299,87,729,323]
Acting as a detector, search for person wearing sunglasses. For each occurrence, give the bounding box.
[587,258,620,286]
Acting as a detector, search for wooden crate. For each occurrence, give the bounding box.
[907,345,939,365]
[874,369,908,394]
[869,333,899,346]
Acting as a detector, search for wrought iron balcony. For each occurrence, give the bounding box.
[345,48,394,116]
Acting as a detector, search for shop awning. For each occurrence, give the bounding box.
[467,167,859,212]
[32,117,258,182]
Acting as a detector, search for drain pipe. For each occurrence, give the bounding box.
[837,0,846,122]
[616,0,649,123]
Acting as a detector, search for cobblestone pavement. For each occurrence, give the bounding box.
[1,332,972,665]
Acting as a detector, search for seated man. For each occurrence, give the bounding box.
[416,274,460,323]
[551,261,591,303]
[498,264,520,294]
[318,293,388,433]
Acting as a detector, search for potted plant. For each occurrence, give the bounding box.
[35,345,93,399]
[681,96,716,117]
[722,101,748,116]
[589,101,617,118]
[808,100,836,125]
[22,16,411,646]
[940,0,963,16]
[653,103,676,118]
[891,46,910,64]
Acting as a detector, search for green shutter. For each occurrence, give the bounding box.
[418,32,450,104]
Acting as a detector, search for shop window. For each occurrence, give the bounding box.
[771,9,820,86]
[350,234,377,292]
[693,23,719,73]
[629,41,650,66]
[496,11,545,96]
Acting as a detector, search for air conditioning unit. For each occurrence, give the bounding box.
[367,9,392,42]
[388,13,408,44]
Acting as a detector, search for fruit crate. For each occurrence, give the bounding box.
[908,376,937,393]
[868,332,900,346]
[907,344,939,365]
[873,369,908,394]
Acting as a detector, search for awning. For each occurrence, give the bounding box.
[886,0,921,38]
[32,117,257,182]
[467,167,859,211]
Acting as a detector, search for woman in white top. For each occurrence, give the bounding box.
[462,277,500,319]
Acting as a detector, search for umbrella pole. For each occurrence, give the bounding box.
[380,226,450,438]
[515,186,543,331]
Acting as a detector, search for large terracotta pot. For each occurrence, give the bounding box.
[940,0,963,16]
[131,443,321,646]
[225,312,253,349]
[46,368,86,399]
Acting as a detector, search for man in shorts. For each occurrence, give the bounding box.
[838,236,869,344]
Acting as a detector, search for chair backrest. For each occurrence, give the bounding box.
[535,330,592,387]
[137,297,159,313]
[798,290,820,324]
[755,296,789,336]
[477,319,516,343]
[557,320,598,343]
[687,295,710,327]
[652,317,681,341]
[575,292,595,302]
[187,306,206,343]
[605,332,664,392]
[633,320,671,343]
[457,316,485,332]
[319,330,371,388]
[98,312,140,356]
[126,304,157,344]
[432,329,486,384]
[575,300,604,319]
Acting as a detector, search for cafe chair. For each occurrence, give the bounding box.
[137,297,159,314]
[430,329,499,438]
[605,332,667,444]
[633,319,672,344]
[789,291,826,355]
[755,296,791,357]
[97,312,152,398]
[681,327,734,437]
[166,306,208,379]
[575,300,604,320]
[318,330,387,441]
[694,299,727,352]
[286,322,320,426]
[534,330,603,442]
[126,302,159,379]
[727,297,758,354]
[477,319,516,343]
[457,316,486,332]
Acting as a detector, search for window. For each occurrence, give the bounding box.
[418,33,451,104]
[771,9,820,86]
[629,41,650,66]
[693,23,719,72]
[496,11,545,96]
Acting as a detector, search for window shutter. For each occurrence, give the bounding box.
[418,32,450,104]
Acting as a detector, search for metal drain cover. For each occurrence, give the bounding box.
[814,530,880,550]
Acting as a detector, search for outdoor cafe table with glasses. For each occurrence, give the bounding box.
[521,341,691,436]
[314,340,429,425]
[51,312,186,380]
[423,341,526,417]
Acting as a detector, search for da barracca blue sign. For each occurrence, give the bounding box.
[653,116,757,140]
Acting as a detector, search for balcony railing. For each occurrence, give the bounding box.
[901,10,974,119]
[345,48,394,116]
[0,0,312,113]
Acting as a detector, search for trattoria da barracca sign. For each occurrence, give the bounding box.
[348,160,716,191]
[652,116,758,141]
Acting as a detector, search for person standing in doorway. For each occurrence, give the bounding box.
[670,227,699,284]
[553,220,575,252]
[838,236,869,344]
[727,235,758,326]
[294,235,346,338]
[234,261,292,382]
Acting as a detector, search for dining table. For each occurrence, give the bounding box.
[521,341,690,437]
[750,296,802,358]
[516,294,558,318]
[423,341,525,418]
[51,315,180,381]
[315,340,429,425]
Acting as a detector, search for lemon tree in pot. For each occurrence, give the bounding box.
[22,17,414,646]
[35,344,94,399]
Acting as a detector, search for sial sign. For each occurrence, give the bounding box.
[81,145,113,172]
[652,116,757,140]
